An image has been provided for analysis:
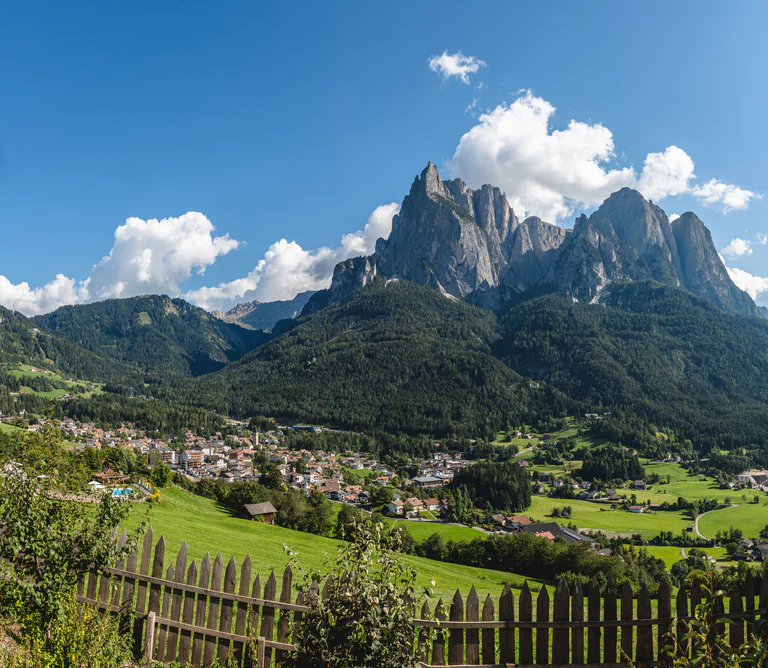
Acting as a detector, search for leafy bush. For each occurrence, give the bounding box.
[283,519,434,668]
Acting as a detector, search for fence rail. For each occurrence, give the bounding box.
[77,527,768,667]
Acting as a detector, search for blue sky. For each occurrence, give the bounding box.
[1,0,766,313]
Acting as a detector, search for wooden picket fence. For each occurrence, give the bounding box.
[76,528,768,667]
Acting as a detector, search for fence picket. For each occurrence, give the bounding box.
[244,573,262,668]
[603,575,617,664]
[675,584,688,660]
[260,570,278,667]
[636,584,653,663]
[730,586,744,649]
[147,535,166,620]
[465,586,479,665]
[481,594,495,666]
[233,555,251,666]
[744,571,755,613]
[431,598,446,666]
[448,589,464,665]
[109,531,128,612]
[498,581,514,664]
[571,581,584,664]
[535,584,549,665]
[419,600,431,660]
[203,553,223,668]
[165,541,187,662]
[552,579,569,664]
[191,553,211,668]
[217,555,237,665]
[133,527,153,657]
[156,565,173,661]
[276,564,293,664]
[178,559,197,665]
[620,581,633,663]
[519,581,533,665]
[587,577,600,664]
[658,578,673,665]
[760,572,768,621]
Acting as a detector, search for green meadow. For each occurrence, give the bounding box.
[697,503,768,539]
[121,487,546,601]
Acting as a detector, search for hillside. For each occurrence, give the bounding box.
[494,282,768,448]
[185,280,572,437]
[34,295,269,377]
[121,486,544,601]
[0,305,134,383]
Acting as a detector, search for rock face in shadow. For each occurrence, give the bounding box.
[311,163,759,317]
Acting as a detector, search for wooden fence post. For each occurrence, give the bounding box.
[730,586,744,649]
[587,577,600,664]
[658,577,673,665]
[636,584,653,663]
[482,594,495,666]
[178,559,197,665]
[276,564,293,664]
[217,555,237,665]
[620,580,633,662]
[518,581,533,665]
[431,598,446,666]
[552,579,569,664]
[676,584,689,660]
[465,586,479,665]
[498,581,514,664]
[260,570,278,667]
[156,564,173,661]
[233,555,252,666]
[109,531,128,612]
[448,589,464,665]
[165,541,187,662]
[571,581,584,664]
[132,527,153,657]
[203,553,223,668]
[191,552,211,668]
[535,584,549,665]
[144,611,157,660]
[418,600,431,661]
[603,575,617,664]
[244,573,262,668]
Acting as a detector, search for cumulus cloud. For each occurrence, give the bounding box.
[0,212,240,316]
[448,90,759,222]
[428,51,486,84]
[0,274,88,317]
[184,203,400,311]
[721,238,754,258]
[692,179,760,213]
[669,213,680,222]
[727,266,768,302]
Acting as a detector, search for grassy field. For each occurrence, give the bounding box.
[390,519,484,542]
[698,503,768,539]
[526,496,689,539]
[638,462,759,505]
[121,487,545,600]
[644,546,731,569]
[0,423,22,434]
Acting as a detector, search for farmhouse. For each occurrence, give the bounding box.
[388,499,405,515]
[242,502,277,525]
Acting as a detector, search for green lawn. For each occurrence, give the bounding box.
[121,487,545,601]
[390,519,484,542]
[0,423,22,434]
[639,463,758,505]
[527,496,689,539]
[19,385,68,399]
[644,546,731,569]
[697,503,768,539]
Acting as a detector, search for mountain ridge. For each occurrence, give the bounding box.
[308,163,758,317]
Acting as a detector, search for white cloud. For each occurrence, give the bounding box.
[756,232,768,245]
[0,212,239,316]
[727,266,768,302]
[692,179,760,213]
[465,98,478,114]
[428,51,486,85]
[448,90,759,222]
[0,274,88,317]
[184,203,400,311]
[669,213,680,222]
[721,238,754,258]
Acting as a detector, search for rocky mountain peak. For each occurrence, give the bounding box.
[319,162,759,317]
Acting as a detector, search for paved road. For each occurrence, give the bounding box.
[693,504,737,538]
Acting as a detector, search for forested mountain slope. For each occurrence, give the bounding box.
[184,280,573,437]
[0,305,133,382]
[34,295,269,377]
[494,282,768,448]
